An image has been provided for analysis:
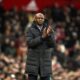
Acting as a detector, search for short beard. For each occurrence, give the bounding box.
[37,23,43,26]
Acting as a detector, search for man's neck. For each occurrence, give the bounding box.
[37,25,43,31]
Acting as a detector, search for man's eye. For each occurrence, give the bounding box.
[37,18,44,19]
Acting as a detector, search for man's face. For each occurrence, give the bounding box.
[35,13,45,25]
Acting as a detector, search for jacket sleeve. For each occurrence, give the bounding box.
[46,33,56,48]
[26,28,43,48]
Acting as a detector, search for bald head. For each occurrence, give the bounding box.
[35,13,45,19]
[34,13,45,25]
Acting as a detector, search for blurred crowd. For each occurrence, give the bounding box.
[0,3,80,80]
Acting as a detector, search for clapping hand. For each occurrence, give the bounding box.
[42,26,52,38]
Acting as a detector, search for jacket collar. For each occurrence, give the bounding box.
[32,22,46,32]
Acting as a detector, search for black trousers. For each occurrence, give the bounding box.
[28,74,50,80]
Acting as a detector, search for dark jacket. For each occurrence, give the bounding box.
[26,23,55,77]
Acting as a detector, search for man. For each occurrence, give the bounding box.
[26,13,55,80]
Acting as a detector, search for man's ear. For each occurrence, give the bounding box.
[33,15,36,22]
